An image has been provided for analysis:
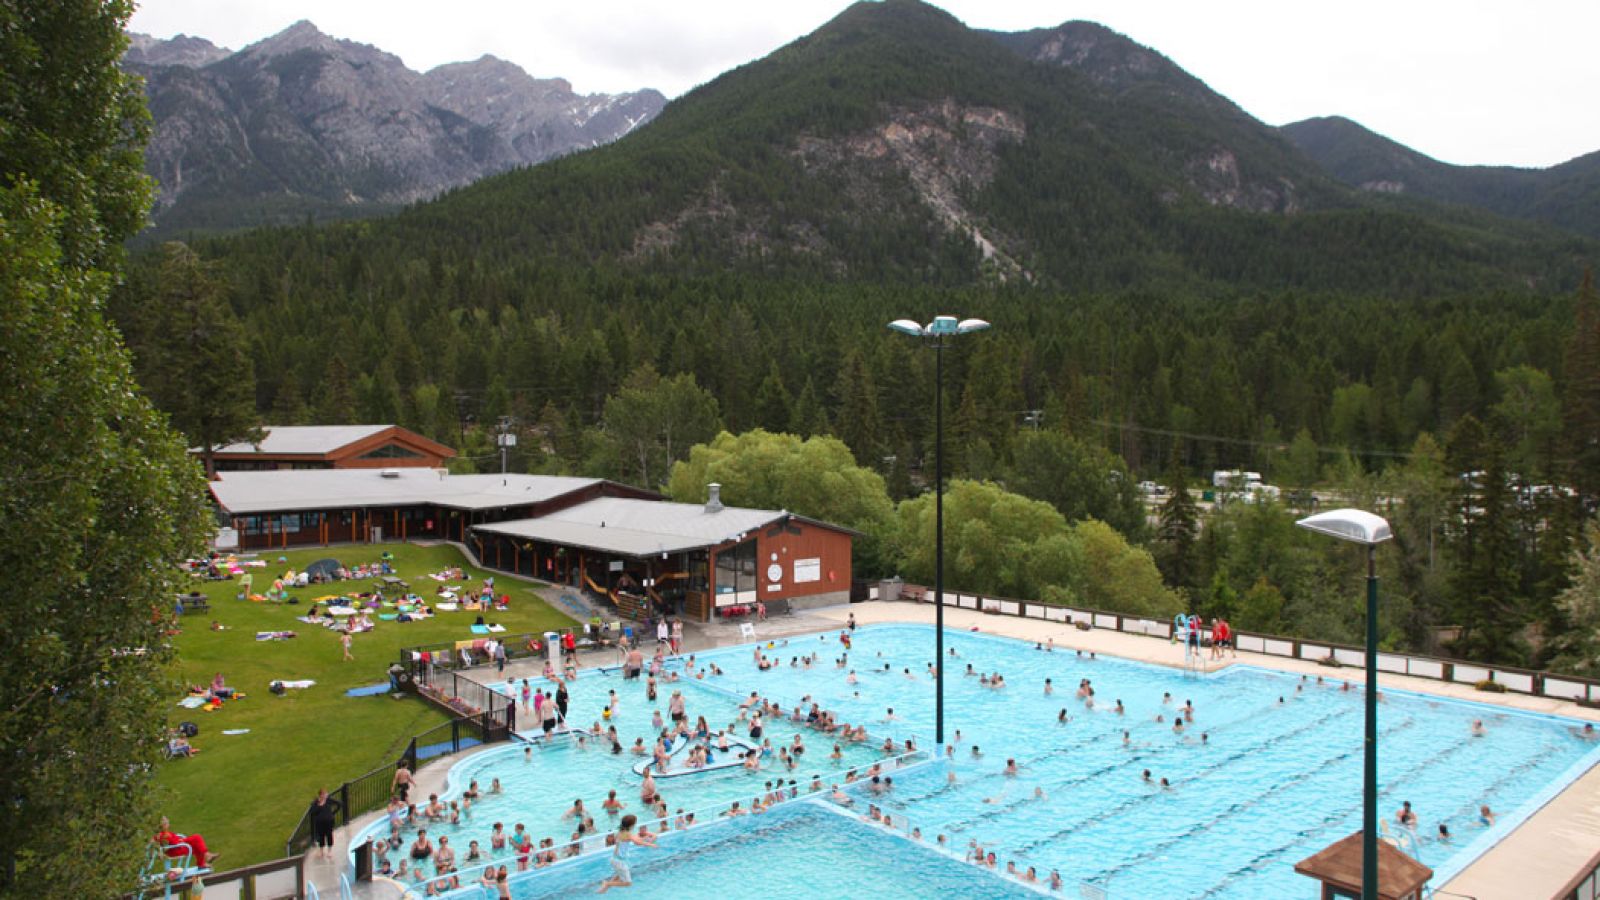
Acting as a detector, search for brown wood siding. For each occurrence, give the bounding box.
[726,518,854,603]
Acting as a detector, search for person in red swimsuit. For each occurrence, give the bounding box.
[155,816,212,867]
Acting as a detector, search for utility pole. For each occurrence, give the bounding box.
[496,416,515,474]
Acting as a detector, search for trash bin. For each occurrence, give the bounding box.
[880,577,904,603]
[544,632,561,669]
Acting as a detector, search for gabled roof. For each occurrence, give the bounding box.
[1293,831,1433,899]
[209,469,608,514]
[477,496,807,557]
[208,425,391,455]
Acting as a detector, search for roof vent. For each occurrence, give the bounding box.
[706,483,724,513]
[380,469,401,479]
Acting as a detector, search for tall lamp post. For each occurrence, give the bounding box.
[1295,508,1392,900]
[888,315,990,748]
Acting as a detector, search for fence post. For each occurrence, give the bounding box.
[340,783,350,826]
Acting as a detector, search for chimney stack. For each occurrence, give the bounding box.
[706,483,724,513]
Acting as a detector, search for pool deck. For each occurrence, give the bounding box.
[317,599,1600,899]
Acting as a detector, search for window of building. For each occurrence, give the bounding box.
[357,444,425,460]
[714,539,757,607]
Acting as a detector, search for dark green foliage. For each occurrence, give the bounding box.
[118,242,261,474]
[1285,115,1600,239]
[0,4,210,893]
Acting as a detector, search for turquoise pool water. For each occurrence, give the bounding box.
[372,624,1600,899]
[485,802,1038,899]
[352,664,890,881]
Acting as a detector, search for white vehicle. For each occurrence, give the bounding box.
[1212,470,1262,490]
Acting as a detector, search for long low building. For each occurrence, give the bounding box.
[208,470,854,619]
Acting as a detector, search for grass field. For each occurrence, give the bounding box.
[157,542,577,867]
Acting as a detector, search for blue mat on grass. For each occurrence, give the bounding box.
[345,682,391,697]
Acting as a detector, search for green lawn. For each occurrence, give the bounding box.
[157,542,576,866]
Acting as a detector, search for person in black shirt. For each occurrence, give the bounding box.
[309,787,343,860]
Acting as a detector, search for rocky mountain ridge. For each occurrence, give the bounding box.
[125,21,666,234]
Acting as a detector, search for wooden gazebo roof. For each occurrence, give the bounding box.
[1294,831,1434,900]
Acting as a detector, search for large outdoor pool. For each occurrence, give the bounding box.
[364,624,1600,899]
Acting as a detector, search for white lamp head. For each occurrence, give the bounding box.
[887,319,926,336]
[1295,508,1393,546]
[956,318,991,334]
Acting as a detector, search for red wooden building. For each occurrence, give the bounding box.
[201,425,455,471]
[472,484,856,620]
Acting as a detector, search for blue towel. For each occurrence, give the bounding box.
[470,624,490,635]
[345,683,391,697]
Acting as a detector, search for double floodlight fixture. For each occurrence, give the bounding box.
[887,316,992,338]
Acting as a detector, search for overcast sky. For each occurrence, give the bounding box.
[128,0,1598,169]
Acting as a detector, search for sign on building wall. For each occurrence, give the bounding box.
[793,558,821,583]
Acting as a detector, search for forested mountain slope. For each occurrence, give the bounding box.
[1283,115,1600,239]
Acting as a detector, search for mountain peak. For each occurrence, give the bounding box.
[242,19,391,64]
[123,32,230,68]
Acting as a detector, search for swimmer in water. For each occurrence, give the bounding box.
[1003,759,1018,777]
[1044,678,1053,695]
[1471,719,1486,737]
[1057,709,1068,724]
[1142,769,1152,783]
[1438,823,1451,843]
[1479,805,1495,826]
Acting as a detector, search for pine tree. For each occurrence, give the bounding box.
[138,243,261,476]
[832,348,883,465]
[788,377,829,438]
[752,361,793,434]
[1563,270,1600,503]
[1156,459,1201,602]
[314,355,357,424]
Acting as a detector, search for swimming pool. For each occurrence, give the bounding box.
[373,624,1600,898]
[471,802,1040,899]
[353,663,894,881]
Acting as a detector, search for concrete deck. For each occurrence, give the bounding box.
[313,599,1600,899]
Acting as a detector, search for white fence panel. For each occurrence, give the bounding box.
[1025,604,1048,619]
[999,600,1020,615]
[1236,635,1265,653]
[1452,664,1489,684]
[1408,659,1444,679]
[1045,607,1069,623]
[1093,614,1119,629]
[1333,649,1365,667]
[1544,678,1587,701]
[1377,654,1408,674]
[1494,671,1534,693]
[1299,643,1329,660]
[1263,639,1295,657]
[956,596,978,610]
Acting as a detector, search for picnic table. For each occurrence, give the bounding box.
[176,593,210,615]
[375,576,409,591]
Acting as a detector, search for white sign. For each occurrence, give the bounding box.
[766,563,783,583]
[793,558,821,583]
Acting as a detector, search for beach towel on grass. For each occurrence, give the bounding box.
[469,624,490,634]
[178,696,206,708]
